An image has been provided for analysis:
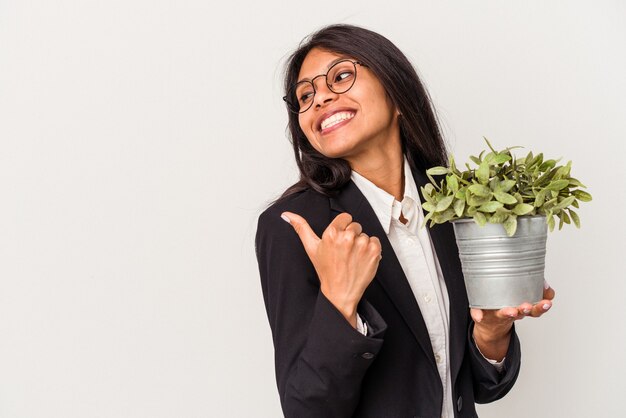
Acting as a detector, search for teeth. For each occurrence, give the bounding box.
[321,111,355,130]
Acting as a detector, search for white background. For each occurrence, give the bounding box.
[1,1,624,417]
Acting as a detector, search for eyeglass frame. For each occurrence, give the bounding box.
[283,59,366,114]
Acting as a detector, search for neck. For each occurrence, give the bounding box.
[349,147,405,202]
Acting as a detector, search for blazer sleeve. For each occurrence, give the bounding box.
[255,207,387,418]
[467,321,521,404]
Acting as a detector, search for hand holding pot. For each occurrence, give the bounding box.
[281,212,382,329]
[471,281,556,361]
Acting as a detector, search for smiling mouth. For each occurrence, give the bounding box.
[320,111,355,131]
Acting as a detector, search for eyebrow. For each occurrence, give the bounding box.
[296,57,348,84]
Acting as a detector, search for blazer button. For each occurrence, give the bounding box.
[361,352,375,360]
[457,396,463,411]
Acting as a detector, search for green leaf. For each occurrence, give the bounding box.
[453,199,465,217]
[489,212,507,224]
[524,151,534,165]
[553,196,576,211]
[478,201,503,213]
[533,167,558,187]
[469,156,482,165]
[422,212,433,228]
[557,161,571,177]
[568,178,586,188]
[440,208,457,223]
[449,154,457,173]
[503,214,518,237]
[512,203,534,215]
[489,177,499,191]
[420,186,435,204]
[476,160,490,185]
[573,190,593,202]
[455,187,467,200]
[435,195,454,211]
[498,179,517,193]
[492,153,512,165]
[422,202,436,212]
[569,209,581,228]
[539,159,557,172]
[528,152,544,169]
[534,189,548,207]
[473,212,487,226]
[446,174,459,194]
[468,184,491,197]
[483,137,497,153]
[426,172,438,190]
[547,214,555,232]
[427,166,450,176]
[546,179,570,191]
[467,194,491,207]
[495,206,512,215]
[544,197,558,209]
[494,191,518,205]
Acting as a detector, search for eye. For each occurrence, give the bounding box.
[293,81,315,105]
[299,91,314,104]
[333,70,354,84]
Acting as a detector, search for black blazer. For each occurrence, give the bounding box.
[255,167,521,418]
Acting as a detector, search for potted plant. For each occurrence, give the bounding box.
[420,138,592,308]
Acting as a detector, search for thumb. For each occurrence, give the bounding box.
[281,212,321,257]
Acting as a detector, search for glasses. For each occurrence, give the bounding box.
[283,59,364,114]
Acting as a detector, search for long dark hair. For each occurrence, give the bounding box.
[279,24,448,200]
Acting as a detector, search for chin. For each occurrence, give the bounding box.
[317,140,355,158]
[317,146,352,160]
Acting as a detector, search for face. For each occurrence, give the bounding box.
[296,48,401,166]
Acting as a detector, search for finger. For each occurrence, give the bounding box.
[494,307,520,320]
[368,236,383,261]
[470,308,484,323]
[530,299,553,317]
[543,279,556,300]
[329,212,353,231]
[354,233,370,249]
[517,302,533,317]
[345,221,363,236]
[281,212,321,256]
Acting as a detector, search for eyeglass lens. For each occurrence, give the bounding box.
[286,60,357,113]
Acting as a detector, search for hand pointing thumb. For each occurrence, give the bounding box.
[281,211,321,259]
[280,211,381,327]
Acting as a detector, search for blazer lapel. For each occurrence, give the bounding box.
[411,168,469,384]
[329,180,438,372]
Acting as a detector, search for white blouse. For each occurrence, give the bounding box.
[351,156,503,418]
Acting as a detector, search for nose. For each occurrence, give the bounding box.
[311,74,338,109]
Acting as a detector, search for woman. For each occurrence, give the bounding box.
[255,24,554,418]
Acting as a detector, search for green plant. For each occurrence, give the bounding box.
[420,138,592,236]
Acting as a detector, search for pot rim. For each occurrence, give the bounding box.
[451,214,546,224]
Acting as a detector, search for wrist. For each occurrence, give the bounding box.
[473,323,512,344]
[473,324,512,361]
[320,287,359,328]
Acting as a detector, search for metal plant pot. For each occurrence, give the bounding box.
[452,215,547,309]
